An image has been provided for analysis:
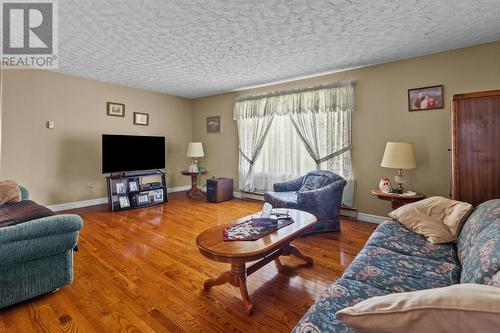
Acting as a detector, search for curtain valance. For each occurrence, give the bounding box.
[234,80,353,120]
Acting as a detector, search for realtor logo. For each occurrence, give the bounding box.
[1,0,58,68]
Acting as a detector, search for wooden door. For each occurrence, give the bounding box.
[451,90,500,206]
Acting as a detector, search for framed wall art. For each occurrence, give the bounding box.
[107,102,125,117]
[134,112,149,126]
[207,116,220,133]
[408,85,444,111]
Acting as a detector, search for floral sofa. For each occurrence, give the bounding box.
[292,199,499,333]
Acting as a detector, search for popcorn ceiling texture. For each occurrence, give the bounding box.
[56,0,500,98]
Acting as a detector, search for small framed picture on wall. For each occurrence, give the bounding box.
[408,85,444,111]
[107,102,125,117]
[207,116,220,133]
[134,112,149,126]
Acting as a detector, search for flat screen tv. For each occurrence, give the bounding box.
[102,134,165,173]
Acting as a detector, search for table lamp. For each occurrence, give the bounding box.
[381,142,416,192]
[187,142,204,172]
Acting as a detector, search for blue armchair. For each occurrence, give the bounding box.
[0,187,83,309]
[264,171,346,234]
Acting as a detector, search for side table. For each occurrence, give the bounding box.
[371,189,425,210]
[182,170,207,198]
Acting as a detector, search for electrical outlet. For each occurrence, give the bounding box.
[47,121,55,129]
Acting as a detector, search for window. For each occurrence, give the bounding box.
[234,80,354,206]
[251,114,316,192]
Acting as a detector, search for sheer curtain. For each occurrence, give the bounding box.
[251,114,316,191]
[234,80,354,206]
[235,98,276,191]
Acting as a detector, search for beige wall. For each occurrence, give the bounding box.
[1,69,193,205]
[192,42,500,216]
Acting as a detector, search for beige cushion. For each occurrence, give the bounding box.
[0,180,21,205]
[388,196,472,244]
[336,284,500,333]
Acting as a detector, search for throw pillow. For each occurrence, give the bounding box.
[299,175,330,192]
[388,196,472,244]
[336,283,500,333]
[0,180,21,205]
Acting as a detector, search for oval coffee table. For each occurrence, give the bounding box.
[196,209,317,315]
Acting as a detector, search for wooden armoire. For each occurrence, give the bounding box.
[451,89,500,206]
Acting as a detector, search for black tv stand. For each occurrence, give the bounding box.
[105,170,167,212]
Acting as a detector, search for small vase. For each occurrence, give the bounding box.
[379,177,391,193]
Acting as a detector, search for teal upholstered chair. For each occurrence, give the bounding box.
[0,187,83,309]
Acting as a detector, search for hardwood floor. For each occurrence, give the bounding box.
[0,193,377,333]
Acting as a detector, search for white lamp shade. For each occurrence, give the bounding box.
[381,142,417,169]
[186,142,204,158]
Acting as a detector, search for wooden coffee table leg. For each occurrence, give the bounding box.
[203,271,234,290]
[237,275,254,315]
[232,263,253,315]
[274,258,285,273]
[286,244,313,265]
[203,263,253,315]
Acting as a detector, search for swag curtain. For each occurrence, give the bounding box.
[234,80,354,206]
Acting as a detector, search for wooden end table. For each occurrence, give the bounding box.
[371,189,425,210]
[196,209,317,315]
[181,170,206,198]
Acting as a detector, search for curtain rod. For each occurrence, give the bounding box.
[235,79,353,102]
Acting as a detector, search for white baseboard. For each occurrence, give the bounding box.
[48,185,191,212]
[169,185,191,193]
[48,197,108,212]
[357,213,386,224]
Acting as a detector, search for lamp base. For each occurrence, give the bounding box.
[393,169,405,193]
[188,159,199,172]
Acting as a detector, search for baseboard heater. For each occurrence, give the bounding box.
[240,192,265,201]
[340,206,358,219]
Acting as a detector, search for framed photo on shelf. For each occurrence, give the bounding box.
[408,85,444,111]
[115,181,127,194]
[118,195,130,208]
[152,189,164,203]
[107,102,125,117]
[128,178,140,192]
[136,192,150,205]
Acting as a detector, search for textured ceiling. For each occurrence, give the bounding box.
[56,0,500,98]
